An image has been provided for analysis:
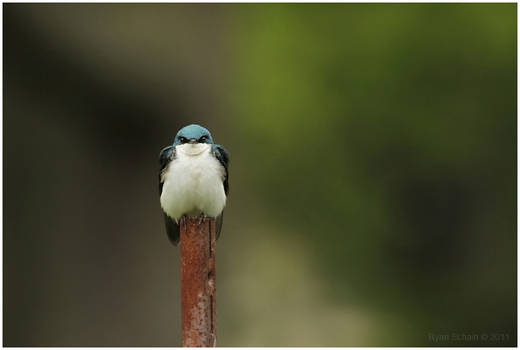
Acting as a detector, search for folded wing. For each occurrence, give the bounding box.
[159,145,180,245]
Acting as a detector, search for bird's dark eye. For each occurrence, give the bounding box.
[179,136,187,143]
[200,135,207,142]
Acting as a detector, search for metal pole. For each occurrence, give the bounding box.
[180,216,217,347]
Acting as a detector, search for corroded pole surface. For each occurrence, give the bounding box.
[180,217,217,347]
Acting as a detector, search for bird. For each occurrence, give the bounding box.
[159,124,229,245]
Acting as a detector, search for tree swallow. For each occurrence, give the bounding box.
[159,124,229,245]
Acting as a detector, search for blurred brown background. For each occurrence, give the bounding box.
[3,3,517,346]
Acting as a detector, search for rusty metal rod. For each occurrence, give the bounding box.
[180,216,217,347]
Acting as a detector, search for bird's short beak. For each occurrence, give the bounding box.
[189,138,197,144]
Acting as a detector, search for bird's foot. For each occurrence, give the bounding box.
[181,215,187,231]
[197,213,206,226]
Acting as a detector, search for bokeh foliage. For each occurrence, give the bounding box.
[229,4,516,345]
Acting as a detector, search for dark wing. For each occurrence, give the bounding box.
[159,145,180,245]
[163,212,180,246]
[159,146,174,194]
[212,144,229,195]
[216,212,224,241]
[212,144,229,239]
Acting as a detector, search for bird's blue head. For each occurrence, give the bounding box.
[173,124,214,146]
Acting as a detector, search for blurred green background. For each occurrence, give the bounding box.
[3,3,516,346]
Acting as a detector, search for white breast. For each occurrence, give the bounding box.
[160,143,226,221]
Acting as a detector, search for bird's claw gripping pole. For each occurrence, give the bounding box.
[197,214,206,226]
[180,216,217,347]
